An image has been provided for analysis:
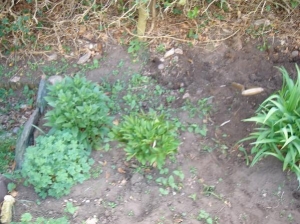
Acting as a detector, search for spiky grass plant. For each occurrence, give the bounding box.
[241,64,300,183]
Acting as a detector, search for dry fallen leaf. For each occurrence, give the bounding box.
[224,200,232,207]
[174,218,183,223]
[99,160,107,166]
[9,190,18,197]
[11,161,16,171]
[117,167,126,174]
[113,120,119,125]
[86,216,98,224]
[120,179,127,186]
[9,77,20,83]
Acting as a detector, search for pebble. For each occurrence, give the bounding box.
[12,127,19,134]
[253,19,270,26]
[158,64,164,70]
[77,51,91,64]
[291,50,299,58]
[47,53,58,61]
[48,75,63,85]
[164,48,175,58]
[89,43,95,50]
[174,48,183,54]
[182,92,190,99]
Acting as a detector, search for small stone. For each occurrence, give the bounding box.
[160,58,165,62]
[253,19,270,26]
[164,48,175,58]
[174,48,183,54]
[158,64,164,70]
[85,200,90,203]
[182,92,190,99]
[9,76,20,83]
[86,216,98,224]
[89,43,94,50]
[20,104,29,110]
[47,53,58,61]
[12,127,19,134]
[77,51,92,64]
[291,50,299,58]
[48,75,64,85]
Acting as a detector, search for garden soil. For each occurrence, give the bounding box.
[12,40,300,224]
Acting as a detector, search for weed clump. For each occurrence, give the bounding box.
[45,75,112,149]
[110,112,180,170]
[22,130,94,199]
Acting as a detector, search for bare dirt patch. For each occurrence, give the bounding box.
[11,40,300,224]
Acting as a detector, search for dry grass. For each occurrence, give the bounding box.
[0,0,299,60]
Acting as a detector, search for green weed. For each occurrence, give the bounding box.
[45,75,112,149]
[110,112,180,170]
[22,130,94,199]
[0,137,15,173]
[182,98,212,119]
[197,210,217,224]
[13,212,69,223]
[64,202,78,215]
[128,38,144,57]
[187,7,199,19]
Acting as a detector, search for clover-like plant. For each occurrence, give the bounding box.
[110,112,180,170]
[22,130,94,199]
[241,65,300,183]
[45,75,112,149]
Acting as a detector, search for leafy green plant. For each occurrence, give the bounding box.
[110,112,180,170]
[182,98,212,118]
[45,75,112,149]
[257,41,270,52]
[187,123,207,137]
[187,7,199,19]
[7,182,16,192]
[127,38,144,56]
[64,202,78,215]
[197,210,214,224]
[189,193,197,201]
[156,170,184,195]
[0,136,15,172]
[12,212,69,224]
[156,44,166,53]
[240,65,300,183]
[22,130,94,199]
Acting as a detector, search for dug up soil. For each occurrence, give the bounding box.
[12,38,300,224]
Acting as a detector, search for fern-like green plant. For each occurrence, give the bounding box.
[110,112,180,170]
[240,64,300,183]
